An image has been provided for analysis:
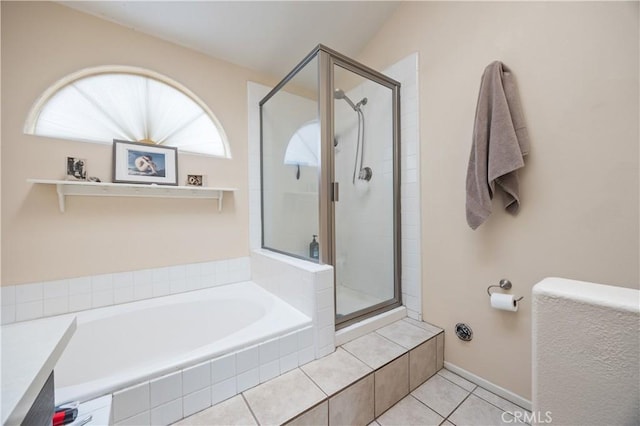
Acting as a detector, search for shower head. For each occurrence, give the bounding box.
[334,88,359,111]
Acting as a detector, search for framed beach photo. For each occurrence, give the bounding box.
[112,139,178,185]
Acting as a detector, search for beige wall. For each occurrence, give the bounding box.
[1,2,274,285]
[358,1,639,399]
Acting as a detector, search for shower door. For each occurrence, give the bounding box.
[260,45,400,329]
[330,59,401,328]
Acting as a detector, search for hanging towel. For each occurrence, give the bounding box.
[466,61,530,230]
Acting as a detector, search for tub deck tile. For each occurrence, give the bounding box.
[242,368,326,425]
[173,394,256,426]
[300,348,372,396]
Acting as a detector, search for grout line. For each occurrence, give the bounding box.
[298,366,330,399]
[441,391,473,425]
[341,343,407,372]
[240,392,261,425]
[405,394,446,424]
[373,329,413,351]
[283,399,327,425]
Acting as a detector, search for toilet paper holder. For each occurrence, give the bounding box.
[487,279,524,301]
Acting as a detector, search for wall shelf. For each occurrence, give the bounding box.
[27,179,237,213]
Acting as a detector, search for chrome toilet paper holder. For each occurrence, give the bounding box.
[487,279,524,301]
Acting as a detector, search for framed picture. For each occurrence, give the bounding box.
[66,157,87,180]
[186,174,204,186]
[112,139,178,185]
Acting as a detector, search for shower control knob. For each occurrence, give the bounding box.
[358,167,373,181]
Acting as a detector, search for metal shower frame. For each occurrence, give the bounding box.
[260,44,402,329]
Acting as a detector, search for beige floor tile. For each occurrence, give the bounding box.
[402,318,443,335]
[329,374,374,426]
[243,368,326,425]
[472,387,531,422]
[375,320,436,350]
[376,395,443,426]
[437,369,476,392]
[374,353,409,417]
[411,374,469,418]
[285,401,328,426]
[367,421,380,426]
[173,394,256,426]
[342,332,406,370]
[409,338,437,391]
[301,348,372,396]
[448,394,515,426]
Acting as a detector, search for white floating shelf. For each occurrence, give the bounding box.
[27,179,238,213]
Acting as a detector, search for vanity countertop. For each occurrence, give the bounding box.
[1,315,76,425]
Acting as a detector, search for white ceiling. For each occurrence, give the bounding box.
[60,1,400,79]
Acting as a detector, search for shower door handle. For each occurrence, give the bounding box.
[332,182,339,202]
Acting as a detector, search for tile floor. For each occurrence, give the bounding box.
[173,318,530,425]
[373,369,531,425]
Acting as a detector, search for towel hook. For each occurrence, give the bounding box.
[487,279,524,301]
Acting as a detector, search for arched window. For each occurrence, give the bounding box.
[24,66,231,157]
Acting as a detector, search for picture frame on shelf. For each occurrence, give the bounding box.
[112,139,178,185]
[66,157,87,181]
[186,174,204,187]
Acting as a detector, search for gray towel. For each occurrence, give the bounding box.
[466,61,530,230]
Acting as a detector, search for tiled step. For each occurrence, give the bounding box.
[175,318,444,425]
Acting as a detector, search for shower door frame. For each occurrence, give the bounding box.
[258,44,402,330]
[317,46,403,330]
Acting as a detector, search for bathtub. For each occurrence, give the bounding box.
[53,281,312,406]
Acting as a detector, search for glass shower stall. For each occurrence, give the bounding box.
[260,45,401,328]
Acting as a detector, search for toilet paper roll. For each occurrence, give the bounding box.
[490,293,519,312]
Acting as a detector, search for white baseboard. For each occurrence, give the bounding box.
[443,361,532,411]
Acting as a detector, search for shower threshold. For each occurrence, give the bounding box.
[335,305,407,346]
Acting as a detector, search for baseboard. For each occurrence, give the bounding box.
[443,361,532,411]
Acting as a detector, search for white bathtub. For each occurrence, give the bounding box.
[54,281,312,405]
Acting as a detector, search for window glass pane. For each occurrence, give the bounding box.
[28,68,229,157]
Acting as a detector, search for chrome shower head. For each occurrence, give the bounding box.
[334,88,358,111]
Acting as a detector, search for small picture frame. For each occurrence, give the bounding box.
[66,157,87,180]
[112,139,178,185]
[186,174,204,187]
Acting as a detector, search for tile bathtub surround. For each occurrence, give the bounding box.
[1,256,251,325]
[174,395,257,426]
[243,369,326,425]
[341,331,406,370]
[179,318,447,425]
[111,325,313,425]
[251,249,335,359]
[300,348,372,396]
[178,354,530,426]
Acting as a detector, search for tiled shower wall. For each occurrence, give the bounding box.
[0,257,251,325]
[385,53,422,321]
